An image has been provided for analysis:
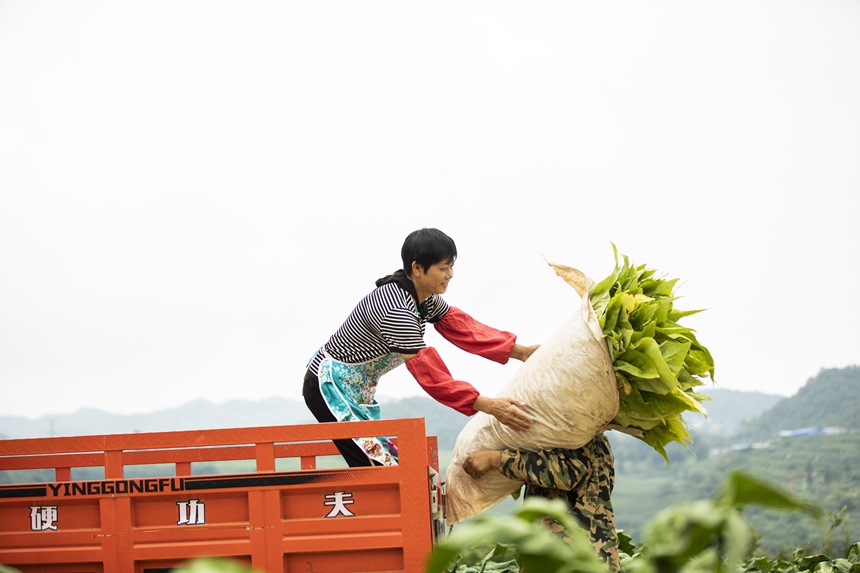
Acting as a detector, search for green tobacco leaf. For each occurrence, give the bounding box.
[601,293,622,331]
[629,322,656,346]
[642,500,754,573]
[722,511,755,572]
[641,276,678,299]
[669,387,708,417]
[668,307,706,321]
[659,339,692,375]
[846,542,860,563]
[641,389,702,418]
[684,349,715,378]
[683,333,716,380]
[641,417,694,462]
[614,264,638,291]
[617,385,663,409]
[426,520,534,573]
[685,389,712,404]
[426,498,606,573]
[615,359,659,382]
[613,410,663,431]
[603,291,637,333]
[675,368,707,392]
[655,322,695,341]
[629,303,659,332]
[629,292,655,308]
[614,297,635,338]
[797,555,855,573]
[715,469,822,519]
[615,344,661,377]
[630,338,678,392]
[590,245,622,319]
[616,530,638,557]
[585,245,715,464]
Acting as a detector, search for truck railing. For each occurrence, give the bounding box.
[0,417,442,573]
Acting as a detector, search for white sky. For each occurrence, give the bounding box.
[1,1,858,420]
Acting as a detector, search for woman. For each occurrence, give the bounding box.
[303,228,538,467]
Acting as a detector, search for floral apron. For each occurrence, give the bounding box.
[316,350,404,465]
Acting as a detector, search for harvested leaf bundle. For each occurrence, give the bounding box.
[445,247,714,524]
[445,281,620,524]
[550,245,715,462]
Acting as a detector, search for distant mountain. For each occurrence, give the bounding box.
[688,387,785,436]
[0,398,316,440]
[0,387,784,448]
[736,366,860,439]
[377,395,472,452]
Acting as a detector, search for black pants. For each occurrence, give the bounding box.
[302,370,381,468]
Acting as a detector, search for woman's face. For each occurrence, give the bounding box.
[412,259,455,299]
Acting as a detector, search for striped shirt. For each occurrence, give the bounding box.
[307,282,449,375]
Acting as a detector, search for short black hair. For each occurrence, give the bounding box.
[401,228,457,276]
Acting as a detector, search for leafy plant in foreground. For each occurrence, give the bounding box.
[622,470,821,573]
[738,542,860,573]
[429,469,824,573]
[426,496,607,573]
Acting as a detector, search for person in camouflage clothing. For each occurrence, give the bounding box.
[463,433,620,573]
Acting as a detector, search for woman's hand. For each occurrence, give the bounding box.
[473,396,533,431]
[510,343,540,362]
[463,450,501,479]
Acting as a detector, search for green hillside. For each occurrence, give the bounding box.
[379,395,468,453]
[611,429,859,557]
[736,366,860,440]
[691,388,784,436]
[609,365,860,557]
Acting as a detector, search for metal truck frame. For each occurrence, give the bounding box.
[0,417,444,573]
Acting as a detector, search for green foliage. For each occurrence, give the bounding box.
[714,471,822,518]
[432,470,827,573]
[584,245,716,462]
[615,469,820,573]
[610,428,860,557]
[737,541,860,573]
[426,497,608,573]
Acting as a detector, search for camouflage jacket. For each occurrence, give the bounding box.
[499,433,620,573]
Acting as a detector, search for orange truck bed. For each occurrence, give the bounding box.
[0,418,444,573]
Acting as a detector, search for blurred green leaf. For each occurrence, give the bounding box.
[715,469,823,519]
[426,498,606,573]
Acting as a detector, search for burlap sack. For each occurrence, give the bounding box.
[445,264,619,525]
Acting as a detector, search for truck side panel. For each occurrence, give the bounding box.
[0,418,441,573]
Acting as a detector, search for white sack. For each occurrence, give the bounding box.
[445,271,619,525]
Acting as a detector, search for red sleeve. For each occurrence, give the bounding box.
[433,306,516,364]
[405,347,479,416]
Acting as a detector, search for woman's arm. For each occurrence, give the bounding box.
[433,307,518,363]
[472,395,533,432]
[403,347,533,431]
